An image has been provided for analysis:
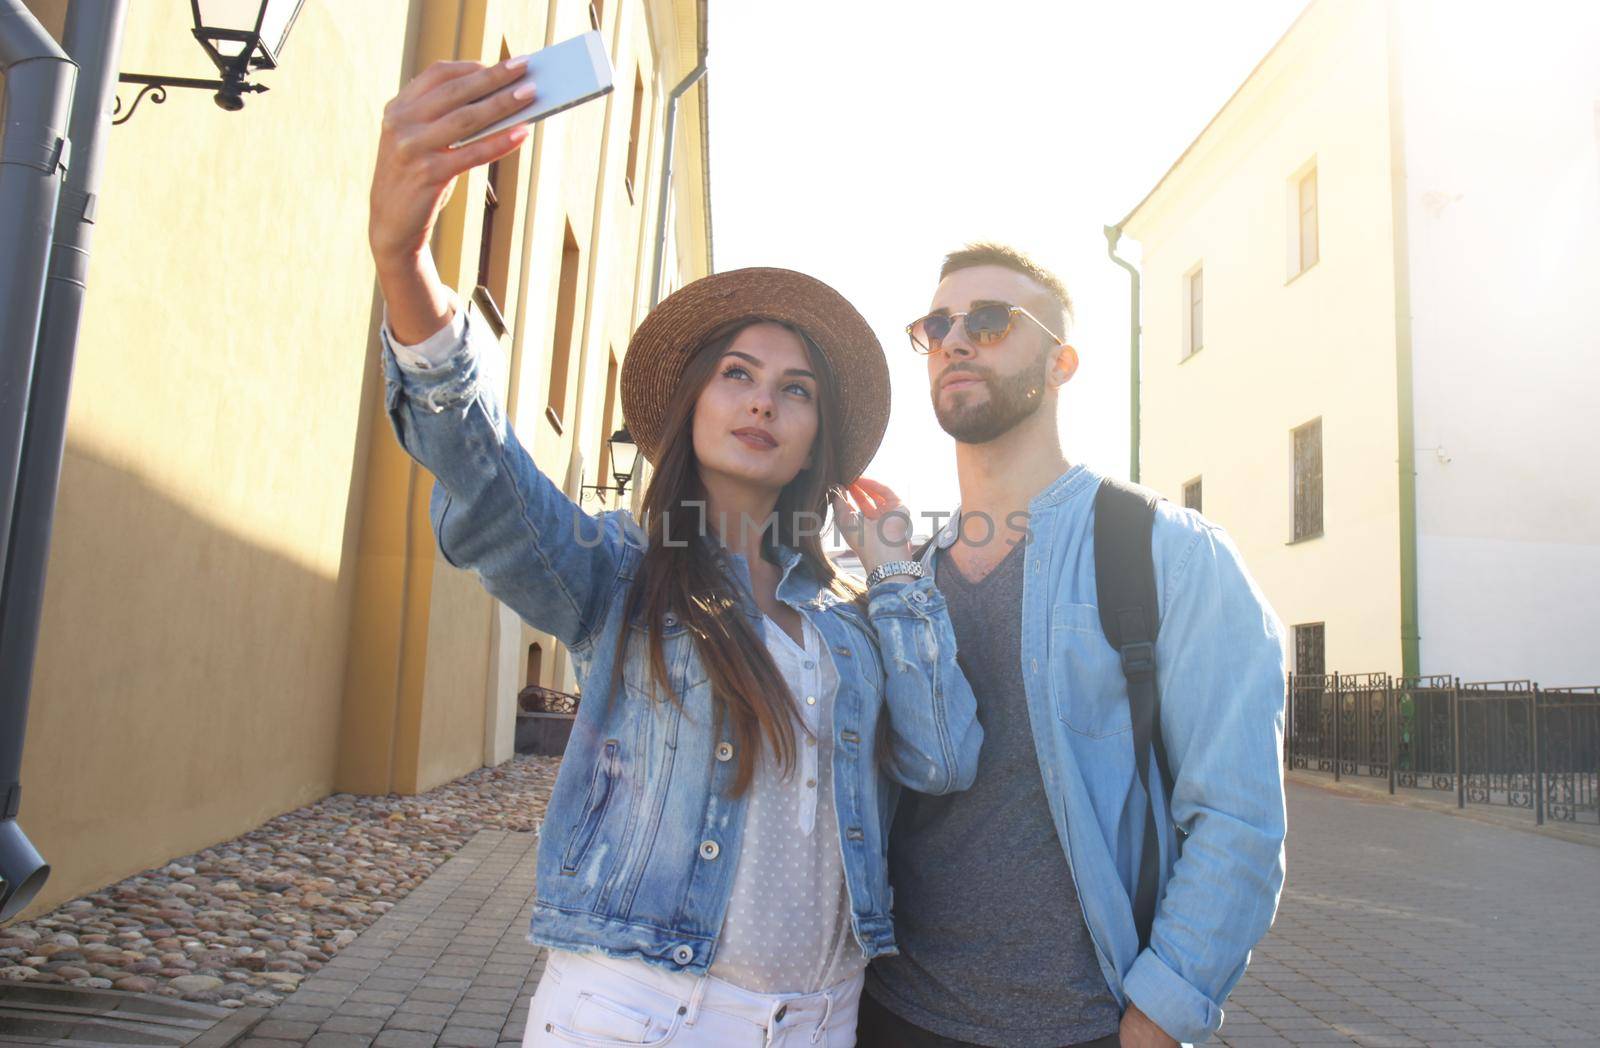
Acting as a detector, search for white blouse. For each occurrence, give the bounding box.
[707,612,864,994]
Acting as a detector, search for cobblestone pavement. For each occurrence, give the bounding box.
[1216,780,1600,1047]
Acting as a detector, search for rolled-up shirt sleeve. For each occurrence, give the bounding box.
[383,298,466,371]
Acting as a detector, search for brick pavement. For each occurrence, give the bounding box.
[1216,780,1600,1047]
[227,777,1599,1047]
[231,830,542,1048]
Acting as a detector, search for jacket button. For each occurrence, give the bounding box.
[910,592,927,604]
[805,695,817,706]
[834,646,851,657]
[699,840,720,860]
[715,742,734,762]
[672,945,694,965]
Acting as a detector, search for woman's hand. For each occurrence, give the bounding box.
[829,478,915,578]
[368,57,536,341]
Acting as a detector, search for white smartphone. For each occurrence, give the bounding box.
[451,31,614,149]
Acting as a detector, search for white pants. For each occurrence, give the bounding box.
[522,947,862,1047]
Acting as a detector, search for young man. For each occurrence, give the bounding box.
[859,245,1288,1048]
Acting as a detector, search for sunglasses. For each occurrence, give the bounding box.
[906,301,1064,355]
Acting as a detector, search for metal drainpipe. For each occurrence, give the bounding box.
[0,0,127,923]
[1386,0,1420,678]
[1104,224,1142,484]
[0,0,77,922]
[648,38,707,308]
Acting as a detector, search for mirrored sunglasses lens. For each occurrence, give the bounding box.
[918,314,952,350]
[967,304,1014,344]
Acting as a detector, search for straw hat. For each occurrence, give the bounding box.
[620,268,890,483]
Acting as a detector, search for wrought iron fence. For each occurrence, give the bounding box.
[518,683,580,715]
[1285,673,1600,826]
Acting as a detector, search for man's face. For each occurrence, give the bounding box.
[924,265,1069,445]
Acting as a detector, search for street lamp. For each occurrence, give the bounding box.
[115,0,306,122]
[580,428,641,505]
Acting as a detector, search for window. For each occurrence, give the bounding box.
[547,223,582,432]
[1292,418,1323,542]
[1294,166,1319,276]
[1293,623,1325,677]
[597,351,619,492]
[624,70,645,201]
[526,642,544,688]
[473,42,522,335]
[1185,267,1203,357]
[1183,477,1202,513]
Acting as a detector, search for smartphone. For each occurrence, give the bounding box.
[451,31,614,149]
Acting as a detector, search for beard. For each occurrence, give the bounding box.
[932,351,1050,444]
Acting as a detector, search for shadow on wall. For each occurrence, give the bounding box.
[15,439,358,921]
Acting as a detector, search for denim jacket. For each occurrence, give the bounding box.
[916,466,1287,1044]
[379,307,982,977]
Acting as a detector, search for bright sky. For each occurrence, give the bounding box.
[708,0,1308,526]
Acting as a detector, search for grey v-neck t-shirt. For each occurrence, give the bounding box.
[864,540,1121,1047]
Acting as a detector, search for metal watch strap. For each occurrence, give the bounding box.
[866,559,925,587]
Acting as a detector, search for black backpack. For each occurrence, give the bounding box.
[915,477,1174,950]
[1092,477,1175,952]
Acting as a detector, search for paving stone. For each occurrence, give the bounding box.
[335,1001,398,1020]
[251,1020,321,1040]
[320,1015,388,1036]
[395,999,458,1018]
[350,989,410,1005]
[438,1026,500,1048]
[372,1032,436,1048]
[271,1004,337,1024]
[386,1011,450,1035]
[305,1034,376,1048]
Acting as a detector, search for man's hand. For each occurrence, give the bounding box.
[1120,1002,1180,1048]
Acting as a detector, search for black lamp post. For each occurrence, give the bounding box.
[580,429,641,505]
[115,0,305,122]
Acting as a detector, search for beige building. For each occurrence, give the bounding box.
[7,0,710,920]
[1114,0,1600,684]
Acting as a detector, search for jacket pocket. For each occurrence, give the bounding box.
[561,739,621,874]
[1049,603,1134,738]
[620,620,707,703]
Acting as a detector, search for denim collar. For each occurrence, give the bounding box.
[702,533,816,619]
[922,463,1095,559]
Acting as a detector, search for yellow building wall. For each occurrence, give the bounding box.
[1126,0,1404,674]
[10,0,413,917]
[9,0,709,919]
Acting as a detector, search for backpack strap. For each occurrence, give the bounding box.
[1093,477,1173,952]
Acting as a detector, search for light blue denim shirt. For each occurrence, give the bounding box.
[378,306,982,977]
[914,467,1287,1044]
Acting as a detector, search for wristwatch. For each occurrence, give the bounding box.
[865,559,926,588]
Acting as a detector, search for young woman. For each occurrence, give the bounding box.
[369,59,982,1046]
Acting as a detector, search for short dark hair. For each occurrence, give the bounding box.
[939,242,1073,336]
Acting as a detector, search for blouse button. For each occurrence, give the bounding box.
[715,742,734,762]
[804,660,815,669]
[805,779,816,789]
[699,840,720,861]
[672,945,694,965]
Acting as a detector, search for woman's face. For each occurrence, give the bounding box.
[691,322,821,498]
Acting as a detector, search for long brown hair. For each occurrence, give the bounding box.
[612,320,865,794]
